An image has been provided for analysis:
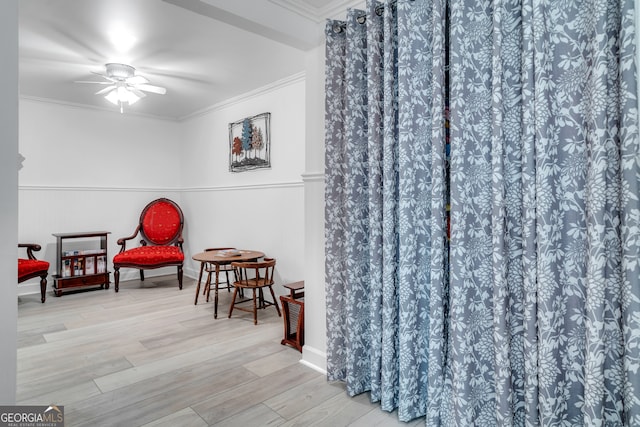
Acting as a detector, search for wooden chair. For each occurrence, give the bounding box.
[113,198,184,292]
[18,243,50,303]
[203,247,235,302]
[229,257,281,325]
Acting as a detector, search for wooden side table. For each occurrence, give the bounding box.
[284,280,304,299]
[280,281,304,352]
[191,249,264,318]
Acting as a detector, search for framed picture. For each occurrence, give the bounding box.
[229,112,271,172]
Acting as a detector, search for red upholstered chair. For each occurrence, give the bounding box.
[113,198,185,292]
[18,243,50,303]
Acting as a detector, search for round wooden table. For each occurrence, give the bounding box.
[192,249,264,318]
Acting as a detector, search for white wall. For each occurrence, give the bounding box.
[18,100,182,294]
[181,74,306,188]
[20,100,183,188]
[0,0,18,404]
[18,75,307,299]
[180,74,306,291]
[301,45,327,372]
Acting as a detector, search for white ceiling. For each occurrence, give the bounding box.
[19,0,360,121]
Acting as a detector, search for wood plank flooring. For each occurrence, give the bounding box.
[17,276,424,426]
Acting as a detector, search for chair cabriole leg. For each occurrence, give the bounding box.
[114,267,120,292]
[39,274,47,303]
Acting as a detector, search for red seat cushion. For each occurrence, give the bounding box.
[113,246,184,266]
[18,258,50,280]
[142,201,182,245]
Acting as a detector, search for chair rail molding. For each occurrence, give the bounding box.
[19,185,181,193]
[19,182,303,193]
[301,172,324,183]
[182,180,303,193]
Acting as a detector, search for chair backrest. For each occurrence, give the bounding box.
[139,198,184,246]
[232,257,276,287]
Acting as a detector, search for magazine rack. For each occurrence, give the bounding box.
[280,281,304,352]
[52,231,110,296]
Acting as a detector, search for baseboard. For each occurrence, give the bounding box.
[17,267,182,297]
[301,345,327,375]
[184,266,199,280]
[17,281,44,297]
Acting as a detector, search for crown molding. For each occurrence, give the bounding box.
[268,0,363,22]
[20,71,306,123]
[19,96,178,122]
[179,71,306,121]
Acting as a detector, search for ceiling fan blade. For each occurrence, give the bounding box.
[138,68,212,85]
[95,86,116,95]
[135,84,167,95]
[91,71,116,82]
[126,75,149,85]
[75,80,112,84]
[129,88,147,98]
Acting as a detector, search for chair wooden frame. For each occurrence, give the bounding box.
[18,243,49,303]
[113,198,184,292]
[203,247,235,302]
[229,258,281,325]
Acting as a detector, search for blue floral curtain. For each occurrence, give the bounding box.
[325,0,639,424]
[325,0,446,421]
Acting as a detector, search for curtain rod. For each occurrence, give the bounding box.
[332,0,412,33]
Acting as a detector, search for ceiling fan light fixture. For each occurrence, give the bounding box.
[104,90,120,106]
[78,63,166,113]
[106,63,136,80]
[118,86,140,104]
[104,86,140,114]
[126,91,141,105]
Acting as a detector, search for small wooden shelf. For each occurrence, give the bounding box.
[283,280,305,299]
[52,231,110,296]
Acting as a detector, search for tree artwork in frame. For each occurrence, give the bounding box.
[229,112,271,172]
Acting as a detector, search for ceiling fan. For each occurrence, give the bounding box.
[76,63,167,113]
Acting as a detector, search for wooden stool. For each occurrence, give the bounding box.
[280,281,304,352]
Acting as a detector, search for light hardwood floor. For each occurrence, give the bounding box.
[16,276,424,426]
